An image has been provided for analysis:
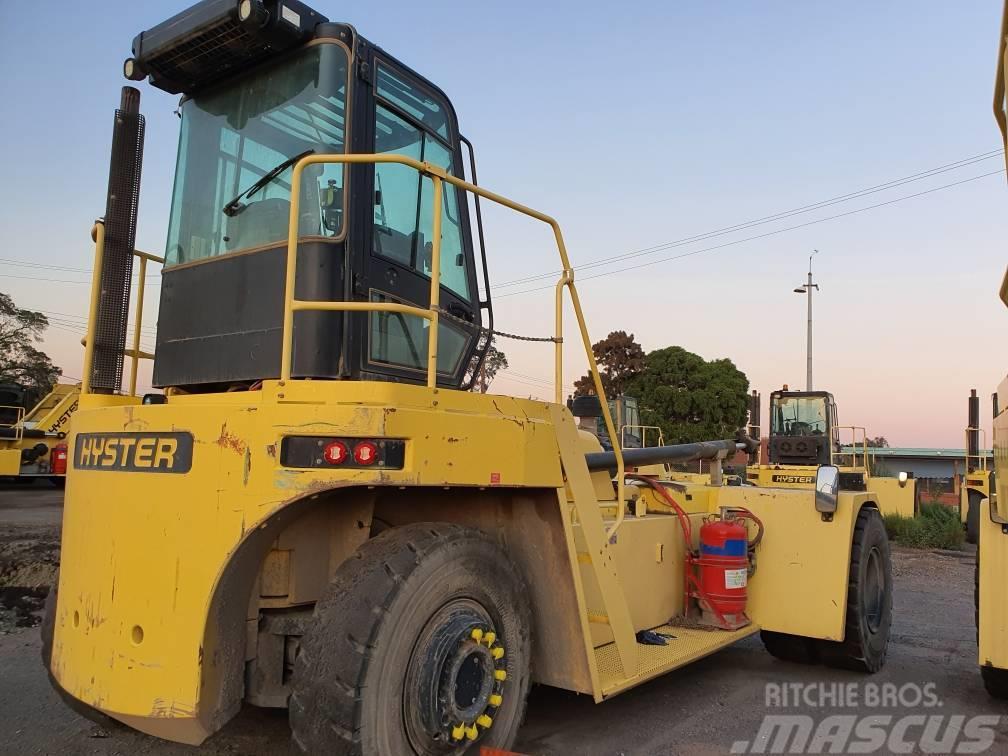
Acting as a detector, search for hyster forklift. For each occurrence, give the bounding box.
[976,0,1008,699]
[961,389,994,544]
[44,1,894,751]
[747,387,918,517]
[0,383,79,485]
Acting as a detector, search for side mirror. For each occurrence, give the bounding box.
[897,471,909,488]
[815,465,840,514]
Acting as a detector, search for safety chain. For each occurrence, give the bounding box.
[434,306,561,343]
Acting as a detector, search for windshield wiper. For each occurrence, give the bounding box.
[222,149,315,217]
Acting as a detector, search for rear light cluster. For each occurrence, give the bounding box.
[280,436,405,470]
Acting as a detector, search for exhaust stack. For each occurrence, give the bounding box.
[90,87,145,393]
[968,388,980,471]
[747,390,761,464]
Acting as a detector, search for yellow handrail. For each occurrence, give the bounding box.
[83,221,163,396]
[622,424,664,449]
[0,405,25,442]
[966,427,989,473]
[835,425,868,470]
[280,153,624,530]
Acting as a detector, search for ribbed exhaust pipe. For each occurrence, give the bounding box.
[968,388,980,470]
[90,86,145,393]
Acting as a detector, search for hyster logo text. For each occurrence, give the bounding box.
[74,432,193,473]
[771,474,815,484]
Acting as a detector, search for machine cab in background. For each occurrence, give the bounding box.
[146,1,487,391]
[767,389,838,466]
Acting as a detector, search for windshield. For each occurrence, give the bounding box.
[165,43,349,266]
[772,395,828,436]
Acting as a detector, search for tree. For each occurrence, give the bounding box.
[624,346,749,444]
[478,339,508,392]
[573,331,644,397]
[0,292,61,407]
[865,436,889,448]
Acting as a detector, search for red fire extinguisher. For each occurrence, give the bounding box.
[697,517,751,630]
[623,474,764,631]
[50,444,68,476]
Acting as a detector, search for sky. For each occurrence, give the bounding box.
[1,1,1006,447]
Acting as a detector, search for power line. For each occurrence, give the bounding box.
[2,273,160,285]
[499,169,1003,298]
[499,368,575,392]
[0,258,92,274]
[43,311,157,335]
[497,148,1005,289]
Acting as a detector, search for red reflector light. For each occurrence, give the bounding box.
[353,441,379,465]
[323,440,348,465]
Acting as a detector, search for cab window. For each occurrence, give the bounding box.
[165,44,349,265]
[372,63,469,300]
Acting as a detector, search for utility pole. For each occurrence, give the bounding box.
[793,250,819,391]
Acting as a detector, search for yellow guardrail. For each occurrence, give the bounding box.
[83,222,163,396]
[281,153,625,533]
[834,425,868,470]
[622,424,664,449]
[0,405,25,442]
[966,426,989,473]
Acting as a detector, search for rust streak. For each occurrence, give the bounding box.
[216,422,248,455]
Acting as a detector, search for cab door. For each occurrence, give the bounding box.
[359,57,481,387]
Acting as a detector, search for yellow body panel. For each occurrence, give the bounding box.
[748,464,915,517]
[979,371,1008,670]
[673,483,865,640]
[978,495,1008,670]
[52,383,565,740]
[0,448,21,476]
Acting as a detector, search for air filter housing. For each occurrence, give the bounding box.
[126,0,328,94]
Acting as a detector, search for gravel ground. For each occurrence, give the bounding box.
[1,483,1002,755]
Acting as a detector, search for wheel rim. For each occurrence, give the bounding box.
[863,545,885,634]
[403,599,507,752]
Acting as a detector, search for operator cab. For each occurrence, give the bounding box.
[767,389,838,466]
[130,0,488,392]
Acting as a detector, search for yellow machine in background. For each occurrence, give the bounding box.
[44,2,894,752]
[961,389,993,544]
[0,383,78,484]
[976,0,1008,699]
[747,387,918,517]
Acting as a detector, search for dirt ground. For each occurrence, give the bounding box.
[0,480,60,634]
[1,483,1004,755]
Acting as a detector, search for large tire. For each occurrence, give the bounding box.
[966,490,981,545]
[981,666,1008,698]
[289,522,531,755]
[817,507,892,673]
[760,630,819,665]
